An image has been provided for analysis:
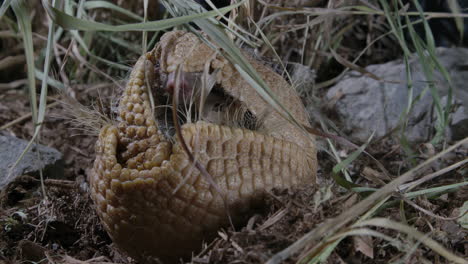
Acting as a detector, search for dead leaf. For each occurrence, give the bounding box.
[353,235,374,259]
[362,167,391,185]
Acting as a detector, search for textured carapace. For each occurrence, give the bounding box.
[90,31,317,263]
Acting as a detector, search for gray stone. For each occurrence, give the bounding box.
[0,132,63,190]
[450,104,468,140]
[326,47,468,143]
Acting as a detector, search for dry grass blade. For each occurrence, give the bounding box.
[330,49,388,82]
[258,208,288,231]
[305,228,402,263]
[204,0,261,45]
[61,255,118,264]
[0,79,28,89]
[400,195,463,221]
[355,218,468,264]
[257,3,468,19]
[0,55,25,70]
[83,0,143,21]
[266,137,468,264]
[399,158,468,192]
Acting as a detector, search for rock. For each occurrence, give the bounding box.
[326,47,468,143]
[0,132,63,190]
[450,103,468,140]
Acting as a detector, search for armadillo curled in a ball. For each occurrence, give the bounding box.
[90,31,317,263]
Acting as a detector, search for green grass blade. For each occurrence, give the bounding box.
[36,0,59,134]
[328,139,352,182]
[447,0,464,43]
[11,0,36,124]
[43,0,240,32]
[142,0,148,53]
[83,0,143,21]
[0,0,13,18]
[69,29,132,70]
[305,238,343,264]
[35,69,66,90]
[6,1,62,188]
[458,201,468,229]
[380,1,416,154]
[349,5,382,13]
[330,133,374,188]
[63,0,133,70]
[379,0,453,145]
[405,0,452,143]
[6,0,38,185]
[97,32,141,54]
[34,0,59,197]
[332,133,374,175]
[405,181,468,199]
[379,0,410,54]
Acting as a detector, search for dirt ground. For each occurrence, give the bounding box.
[1,1,467,264]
